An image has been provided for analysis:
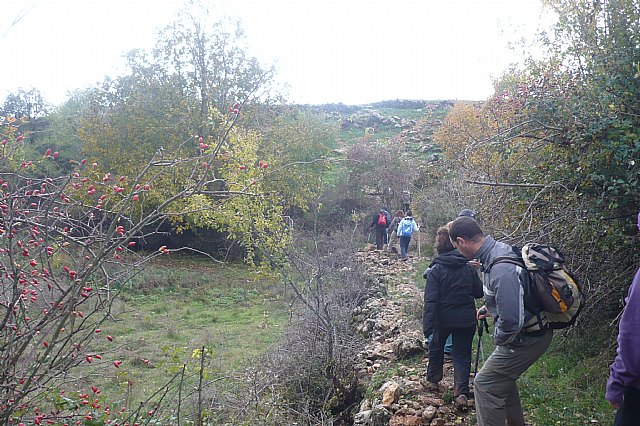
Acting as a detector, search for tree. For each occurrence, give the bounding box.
[433,0,640,337]
[343,136,420,210]
[2,88,49,121]
[0,92,297,423]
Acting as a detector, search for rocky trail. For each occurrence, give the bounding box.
[351,246,478,426]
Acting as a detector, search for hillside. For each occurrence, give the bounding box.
[306,100,454,157]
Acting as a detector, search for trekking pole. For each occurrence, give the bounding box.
[473,309,489,382]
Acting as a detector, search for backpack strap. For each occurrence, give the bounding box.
[486,255,522,272]
[485,253,548,332]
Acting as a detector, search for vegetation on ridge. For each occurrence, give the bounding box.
[1,0,638,424]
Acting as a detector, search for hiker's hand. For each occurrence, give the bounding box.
[477,306,489,319]
[608,400,620,409]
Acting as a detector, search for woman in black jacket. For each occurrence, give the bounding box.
[423,225,483,408]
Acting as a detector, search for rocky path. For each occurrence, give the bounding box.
[351,247,477,426]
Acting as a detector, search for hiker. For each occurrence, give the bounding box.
[370,209,388,250]
[422,226,484,409]
[458,208,477,221]
[426,214,476,357]
[383,207,392,246]
[386,210,405,253]
[401,190,411,212]
[396,210,419,261]
[427,208,477,354]
[606,210,640,425]
[449,216,553,426]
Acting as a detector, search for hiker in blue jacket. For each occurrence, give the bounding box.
[396,210,419,261]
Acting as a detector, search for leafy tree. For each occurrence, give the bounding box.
[434,0,640,340]
[256,107,337,214]
[0,85,302,423]
[77,7,334,257]
[2,88,49,121]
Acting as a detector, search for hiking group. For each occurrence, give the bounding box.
[419,208,640,426]
[370,207,418,261]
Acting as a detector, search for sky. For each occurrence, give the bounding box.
[0,0,554,107]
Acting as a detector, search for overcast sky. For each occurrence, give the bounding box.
[1,0,553,106]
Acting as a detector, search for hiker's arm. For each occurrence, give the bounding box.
[491,263,524,346]
[422,267,440,338]
[606,268,640,407]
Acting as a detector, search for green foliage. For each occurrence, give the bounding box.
[70,10,333,267]
[429,4,640,421]
[256,108,337,212]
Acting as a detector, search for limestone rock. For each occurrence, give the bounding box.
[370,404,392,426]
[389,413,424,426]
[422,405,437,421]
[393,334,424,359]
[380,380,400,407]
[354,409,372,425]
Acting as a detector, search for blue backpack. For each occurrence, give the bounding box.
[399,220,413,237]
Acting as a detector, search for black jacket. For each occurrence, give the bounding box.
[422,249,484,337]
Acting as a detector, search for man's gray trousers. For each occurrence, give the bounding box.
[474,329,553,426]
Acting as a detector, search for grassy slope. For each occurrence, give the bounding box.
[85,256,288,408]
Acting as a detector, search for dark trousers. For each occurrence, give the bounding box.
[399,235,411,259]
[427,325,476,396]
[374,228,386,250]
[614,386,640,426]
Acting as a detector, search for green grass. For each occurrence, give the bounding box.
[82,257,287,409]
[414,258,431,290]
[519,337,614,425]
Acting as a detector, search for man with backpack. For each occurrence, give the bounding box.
[370,209,389,251]
[449,217,553,426]
[606,210,640,425]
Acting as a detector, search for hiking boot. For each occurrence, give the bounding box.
[420,380,440,393]
[454,389,474,399]
[454,394,468,410]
